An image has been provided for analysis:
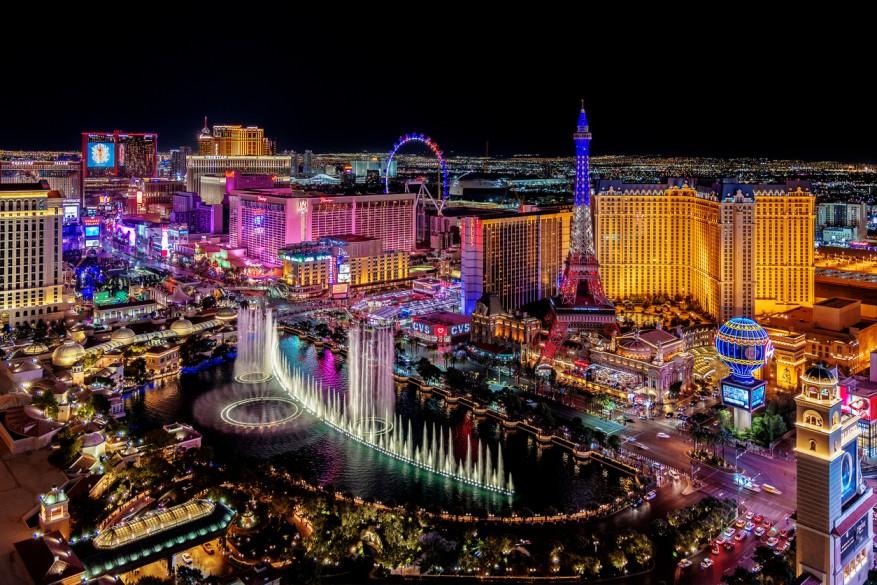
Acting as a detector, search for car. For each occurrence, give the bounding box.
[750,563,762,574]
[745,511,754,520]
[723,541,735,551]
[754,526,766,537]
[724,527,736,538]
[766,537,779,548]
[638,415,648,420]
[656,432,670,439]
[180,553,193,565]
[202,542,215,555]
[632,498,644,508]
[700,558,714,569]
[710,544,720,555]
[753,514,764,524]
[665,412,675,419]
[734,531,745,542]
[715,536,727,545]
[744,521,755,532]
[644,490,657,501]
[762,484,782,495]
[735,518,746,528]
[678,558,692,569]
[668,469,680,480]
[779,529,788,538]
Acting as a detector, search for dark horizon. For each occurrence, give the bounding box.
[1,18,873,163]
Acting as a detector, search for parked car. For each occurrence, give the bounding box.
[766,537,779,548]
[744,521,755,532]
[754,526,766,537]
[724,527,737,538]
[734,531,746,542]
[753,514,764,524]
[701,558,714,569]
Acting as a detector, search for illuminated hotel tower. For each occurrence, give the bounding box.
[541,106,615,363]
[795,364,873,584]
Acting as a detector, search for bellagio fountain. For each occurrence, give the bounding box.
[266,312,515,496]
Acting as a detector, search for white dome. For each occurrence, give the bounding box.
[52,341,86,367]
[170,318,194,337]
[110,327,136,343]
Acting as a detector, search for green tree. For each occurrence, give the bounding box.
[749,412,787,447]
[415,358,443,384]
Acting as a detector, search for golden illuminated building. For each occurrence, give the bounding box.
[198,124,271,156]
[461,208,572,313]
[280,235,409,292]
[0,182,66,327]
[594,179,814,322]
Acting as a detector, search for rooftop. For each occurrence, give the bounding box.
[815,297,858,309]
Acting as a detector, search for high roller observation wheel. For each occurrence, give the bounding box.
[384,133,449,213]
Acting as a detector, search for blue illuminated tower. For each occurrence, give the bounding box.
[571,104,594,253]
[541,105,616,365]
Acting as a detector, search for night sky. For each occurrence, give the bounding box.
[1,18,872,161]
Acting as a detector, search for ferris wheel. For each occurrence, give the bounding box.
[385,133,449,214]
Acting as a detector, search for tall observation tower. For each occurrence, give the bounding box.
[541,105,617,365]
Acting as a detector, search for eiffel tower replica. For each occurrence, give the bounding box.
[541,105,617,364]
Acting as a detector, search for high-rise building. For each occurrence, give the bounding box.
[460,208,571,315]
[794,364,874,584]
[229,188,415,265]
[197,122,272,156]
[302,150,314,177]
[593,179,814,321]
[81,131,158,178]
[128,178,184,215]
[185,156,292,192]
[817,202,868,243]
[169,146,191,180]
[0,160,81,199]
[0,183,66,328]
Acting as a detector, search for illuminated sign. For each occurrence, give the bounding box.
[87,142,115,168]
[450,323,470,336]
[84,226,100,238]
[253,214,264,227]
[750,385,765,410]
[722,380,766,412]
[412,321,431,335]
[722,384,749,409]
[842,439,859,505]
[840,511,869,563]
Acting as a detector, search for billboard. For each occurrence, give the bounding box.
[87,142,115,168]
[84,225,100,238]
[840,510,869,563]
[721,381,766,412]
[722,383,749,409]
[750,385,766,410]
[841,439,859,505]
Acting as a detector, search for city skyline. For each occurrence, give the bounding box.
[0,25,873,162]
